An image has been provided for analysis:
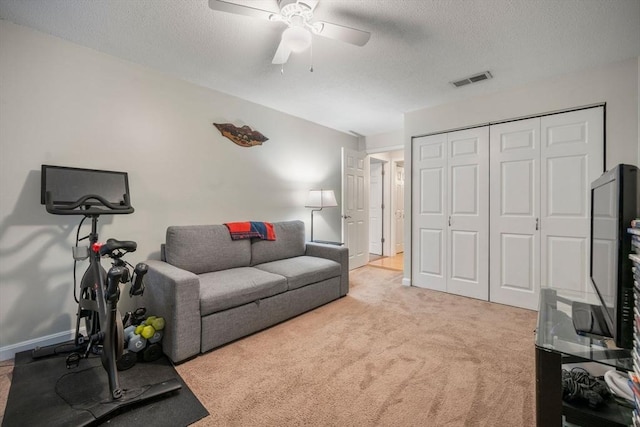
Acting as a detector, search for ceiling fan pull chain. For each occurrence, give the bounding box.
[281,64,285,75]
[309,42,314,73]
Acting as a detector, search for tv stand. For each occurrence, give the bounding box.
[535,288,633,427]
[571,301,612,338]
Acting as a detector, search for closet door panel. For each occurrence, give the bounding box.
[451,230,478,282]
[447,127,489,300]
[541,107,604,294]
[489,118,541,310]
[412,134,448,291]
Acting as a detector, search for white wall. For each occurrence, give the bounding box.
[0,21,358,359]
[403,57,640,285]
[365,130,403,153]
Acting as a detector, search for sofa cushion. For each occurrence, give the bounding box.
[198,267,287,315]
[165,225,251,274]
[251,220,305,266]
[255,256,341,291]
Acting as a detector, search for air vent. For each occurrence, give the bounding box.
[451,71,493,88]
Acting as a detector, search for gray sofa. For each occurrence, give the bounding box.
[141,220,348,363]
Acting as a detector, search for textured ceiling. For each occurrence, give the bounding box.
[1,0,639,136]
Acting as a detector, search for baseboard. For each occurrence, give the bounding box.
[0,328,78,362]
[402,277,411,287]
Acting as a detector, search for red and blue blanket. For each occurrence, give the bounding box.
[224,221,276,241]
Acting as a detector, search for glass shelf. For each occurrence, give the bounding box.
[535,287,632,371]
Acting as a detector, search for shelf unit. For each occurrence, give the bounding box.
[630,221,640,426]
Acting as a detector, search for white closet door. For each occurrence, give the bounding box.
[541,107,604,295]
[489,118,541,309]
[447,127,489,300]
[412,133,448,292]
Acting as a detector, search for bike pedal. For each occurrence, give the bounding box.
[66,352,81,369]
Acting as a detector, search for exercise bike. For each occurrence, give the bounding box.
[35,165,181,422]
[68,210,147,399]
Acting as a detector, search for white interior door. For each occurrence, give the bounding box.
[490,118,541,310]
[342,147,369,270]
[412,134,448,292]
[540,107,604,295]
[394,163,405,254]
[446,127,489,300]
[369,161,383,255]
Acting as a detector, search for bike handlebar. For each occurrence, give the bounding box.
[130,263,148,297]
[45,192,134,215]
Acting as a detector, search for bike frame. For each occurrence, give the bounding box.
[78,214,124,399]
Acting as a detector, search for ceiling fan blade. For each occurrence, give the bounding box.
[272,39,292,64]
[299,0,319,12]
[314,21,370,46]
[208,0,277,20]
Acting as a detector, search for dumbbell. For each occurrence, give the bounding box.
[118,325,142,371]
[140,324,164,344]
[144,316,165,331]
[123,325,135,346]
[141,316,165,341]
[124,324,147,352]
[139,343,163,363]
[116,351,137,371]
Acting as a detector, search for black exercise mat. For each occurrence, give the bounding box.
[3,349,208,426]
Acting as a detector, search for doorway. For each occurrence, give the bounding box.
[368,151,404,271]
[369,159,384,256]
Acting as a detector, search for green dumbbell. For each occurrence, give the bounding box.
[151,317,165,331]
[140,324,155,340]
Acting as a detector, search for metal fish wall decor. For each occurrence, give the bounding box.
[213,123,269,147]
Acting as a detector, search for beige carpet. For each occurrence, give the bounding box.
[177,267,537,426]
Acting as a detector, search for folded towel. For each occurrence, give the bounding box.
[224,221,276,241]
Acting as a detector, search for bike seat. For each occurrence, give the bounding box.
[99,238,137,256]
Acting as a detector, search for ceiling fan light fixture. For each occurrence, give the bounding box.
[282,26,311,52]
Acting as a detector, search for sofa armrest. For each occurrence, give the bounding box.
[140,260,201,363]
[305,243,349,296]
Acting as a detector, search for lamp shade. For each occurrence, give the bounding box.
[282,26,312,53]
[305,190,338,208]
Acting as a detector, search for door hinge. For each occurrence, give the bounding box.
[381,238,385,243]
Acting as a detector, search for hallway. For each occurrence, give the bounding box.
[368,253,403,271]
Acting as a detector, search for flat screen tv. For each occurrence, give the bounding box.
[590,163,639,349]
[41,164,133,215]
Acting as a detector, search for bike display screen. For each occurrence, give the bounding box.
[41,164,130,207]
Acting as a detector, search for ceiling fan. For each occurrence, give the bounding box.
[208,0,371,65]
